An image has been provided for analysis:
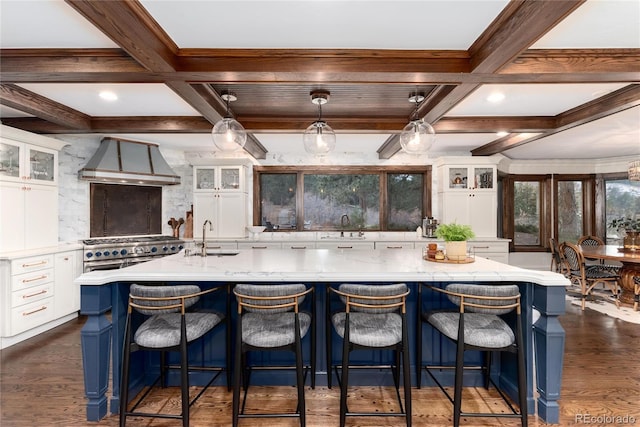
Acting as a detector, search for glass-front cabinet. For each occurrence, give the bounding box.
[0,141,57,185]
[443,165,495,191]
[194,165,244,192]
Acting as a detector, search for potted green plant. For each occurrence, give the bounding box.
[435,222,476,261]
[608,216,640,251]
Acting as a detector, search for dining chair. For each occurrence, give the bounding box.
[119,283,228,427]
[326,283,411,427]
[560,241,621,310]
[549,237,566,275]
[634,276,640,311]
[232,284,315,427]
[577,235,606,265]
[421,283,527,427]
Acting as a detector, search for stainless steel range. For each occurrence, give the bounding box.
[82,235,184,272]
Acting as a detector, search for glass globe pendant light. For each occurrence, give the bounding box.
[399,93,436,155]
[212,92,247,152]
[303,91,336,155]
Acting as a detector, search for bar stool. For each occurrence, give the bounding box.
[419,283,527,427]
[119,283,228,427]
[326,283,411,427]
[232,284,315,427]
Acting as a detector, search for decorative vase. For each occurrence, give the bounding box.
[623,231,639,252]
[445,241,467,261]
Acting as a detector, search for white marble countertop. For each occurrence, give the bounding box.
[0,242,83,260]
[75,248,566,287]
[186,231,511,243]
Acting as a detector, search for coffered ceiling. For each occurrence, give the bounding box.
[1,0,639,161]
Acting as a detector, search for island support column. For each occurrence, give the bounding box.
[532,284,566,424]
[80,284,113,421]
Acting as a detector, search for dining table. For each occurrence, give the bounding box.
[580,244,640,308]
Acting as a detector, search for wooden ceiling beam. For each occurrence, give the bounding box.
[0,83,91,130]
[2,48,638,84]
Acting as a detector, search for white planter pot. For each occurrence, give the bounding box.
[445,241,467,261]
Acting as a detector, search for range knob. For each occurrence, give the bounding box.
[170,246,177,251]
[120,249,128,256]
[112,250,119,256]
[95,251,102,257]
[151,246,158,253]
[103,251,110,257]
[86,252,93,258]
[178,245,184,250]
[162,246,169,252]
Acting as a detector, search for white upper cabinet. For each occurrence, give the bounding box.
[0,141,58,186]
[0,126,67,252]
[194,165,245,192]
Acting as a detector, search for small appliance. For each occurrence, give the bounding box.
[422,217,438,238]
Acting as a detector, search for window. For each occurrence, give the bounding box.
[254,166,431,232]
[513,181,541,246]
[502,175,551,251]
[554,175,594,244]
[604,176,640,244]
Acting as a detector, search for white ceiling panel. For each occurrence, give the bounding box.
[0,105,33,118]
[140,0,509,49]
[0,0,118,48]
[532,0,640,49]
[15,83,201,116]
[446,83,629,117]
[503,106,640,160]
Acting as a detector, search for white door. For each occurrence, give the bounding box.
[0,181,26,251]
[24,184,57,248]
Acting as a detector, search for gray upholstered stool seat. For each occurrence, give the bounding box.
[331,312,402,347]
[427,311,514,348]
[241,312,311,348]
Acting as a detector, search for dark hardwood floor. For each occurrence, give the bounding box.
[1,300,639,426]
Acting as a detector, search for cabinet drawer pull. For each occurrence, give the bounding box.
[209,246,221,249]
[337,246,353,249]
[386,246,403,249]
[23,289,48,299]
[23,306,48,316]
[22,260,48,268]
[290,246,307,249]
[252,246,267,249]
[22,274,48,283]
[472,246,490,249]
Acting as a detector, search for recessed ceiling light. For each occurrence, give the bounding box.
[486,92,505,103]
[496,131,508,137]
[99,90,118,101]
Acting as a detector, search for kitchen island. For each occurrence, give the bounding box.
[76,248,568,423]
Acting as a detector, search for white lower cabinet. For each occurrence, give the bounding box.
[1,247,82,348]
[238,242,282,250]
[316,241,375,250]
[374,241,415,250]
[54,251,81,318]
[468,240,509,263]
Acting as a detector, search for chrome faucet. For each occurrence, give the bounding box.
[340,214,350,237]
[201,220,212,256]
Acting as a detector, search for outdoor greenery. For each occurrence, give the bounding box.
[608,216,640,232]
[435,222,475,241]
[258,168,428,231]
